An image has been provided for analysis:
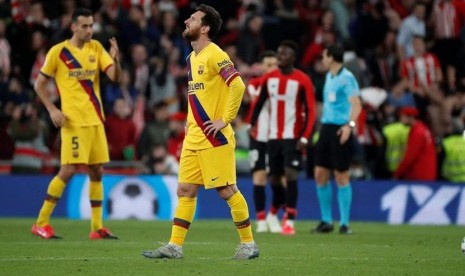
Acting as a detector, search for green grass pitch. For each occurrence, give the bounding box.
[0,218,463,275]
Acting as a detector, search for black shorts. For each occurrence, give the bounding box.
[249,138,267,172]
[314,124,352,171]
[267,139,302,176]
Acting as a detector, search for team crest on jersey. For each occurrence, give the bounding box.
[89,55,96,63]
[198,65,204,75]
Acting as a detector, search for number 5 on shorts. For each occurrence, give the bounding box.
[72,136,79,150]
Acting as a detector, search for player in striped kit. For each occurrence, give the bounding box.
[250,40,316,235]
[245,50,286,233]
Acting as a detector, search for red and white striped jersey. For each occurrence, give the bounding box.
[245,76,270,142]
[401,53,441,89]
[433,0,465,39]
[250,68,315,140]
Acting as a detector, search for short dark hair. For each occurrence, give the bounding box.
[325,44,344,63]
[259,50,277,61]
[72,8,93,22]
[279,40,299,56]
[196,4,222,39]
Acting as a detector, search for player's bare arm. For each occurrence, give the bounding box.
[34,73,67,128]
[105,37,121,83]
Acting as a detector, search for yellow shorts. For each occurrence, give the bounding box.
[178,139,237,189]
[61,124,109,165]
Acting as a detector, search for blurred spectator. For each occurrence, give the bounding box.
[159,10,190,65]
[8,103,49,173]
[129,43,150,96]
[382,117,410,178]
[393,107,437,181]
[105,98,137,160]
[353,1,389,58]
[300,8,337,71]
[296,0,323,47]
[223,44,250,77]
[273,0,302,42]
[20,2,51,79]
[301,30,336,71]
[148,35,179,113]
[446,45,465,93]
[131,94,146,141]
[166,111,186,161]
[355,88,389,179]
[137,101,170,159]
[312,9,338,46]
[144,143,179,175]
[0,101,15,160]
[104,68,137,113]
[26,1,51,28]
[29,30,59,104]
[387,0,416,19]
[384,84,416,122]
[2,77,32,106]
[430,0,465,77]
[121,0,153,18]
[0,18,10,82]
[329,0,353,41]
[438,119,465,182]
[443,92,465,134]
[396,2,426,61]
[49,0,74,45]
[237,12,265,65]
[99,0,125,28]
[158,0,178,14]
[343,41,369,88]
[307,56,326,102]
[120,4,160,56]
[399,35,445,136]
[232,112,250,150]
[368,30,399,91]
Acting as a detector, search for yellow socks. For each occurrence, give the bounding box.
[227,191,253,243]
[36,176,66,227]
[89,181,103,232]
[170,197,197,246]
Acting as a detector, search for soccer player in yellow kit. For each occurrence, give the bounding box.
[31,8,121,239]
[143,4,259,260]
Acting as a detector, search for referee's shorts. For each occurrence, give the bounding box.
[314,124,353,171]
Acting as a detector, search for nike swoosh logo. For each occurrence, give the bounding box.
[65,59,74,64]
[211,176,219,181]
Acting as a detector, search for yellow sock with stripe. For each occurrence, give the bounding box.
[170,197,197,246]
[89,181,103,232]
[227,191,253,243]
[36,176,66,227]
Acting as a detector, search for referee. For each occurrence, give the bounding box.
[312,44,362,234]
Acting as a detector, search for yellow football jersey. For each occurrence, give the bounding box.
[40,39,113,126]
[184,42,242,150]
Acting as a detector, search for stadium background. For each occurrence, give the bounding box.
[0,0,464,225]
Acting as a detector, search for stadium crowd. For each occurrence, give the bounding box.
[0,0,464,182]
